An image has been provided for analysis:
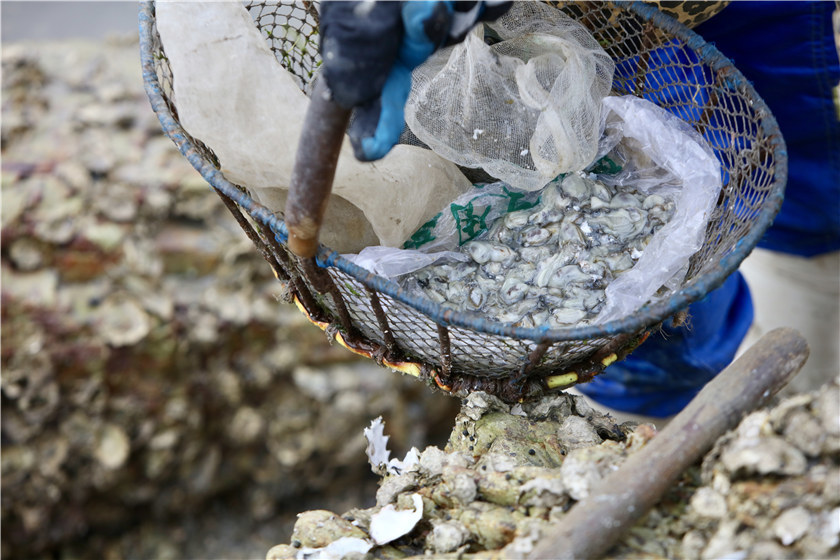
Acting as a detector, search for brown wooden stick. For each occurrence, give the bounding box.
[285,79,351,258]
[529,327,809,560]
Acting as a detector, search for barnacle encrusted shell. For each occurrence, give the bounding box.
[269,380,840,560]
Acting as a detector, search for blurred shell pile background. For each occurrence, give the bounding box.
[1,35,458,559]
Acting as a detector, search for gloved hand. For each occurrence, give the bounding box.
[320,1,512,161]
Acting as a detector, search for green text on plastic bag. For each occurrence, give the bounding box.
[404,183,541,250]
[403,214,439,249]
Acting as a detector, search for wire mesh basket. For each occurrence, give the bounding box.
[139,1,786,402]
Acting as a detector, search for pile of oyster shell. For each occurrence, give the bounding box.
[406,172,675,328]
[268,378,840,560]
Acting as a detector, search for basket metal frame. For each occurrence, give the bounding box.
[139,1,787,400]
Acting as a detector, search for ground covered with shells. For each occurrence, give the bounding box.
[269,378,839,559]
[1,36,458,559]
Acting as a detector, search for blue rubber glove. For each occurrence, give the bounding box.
[320,1,512,161]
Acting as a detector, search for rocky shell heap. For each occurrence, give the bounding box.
[406,173,676,328]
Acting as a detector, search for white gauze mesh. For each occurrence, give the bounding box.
[405,2,615,191]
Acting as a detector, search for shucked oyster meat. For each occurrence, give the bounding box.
[405,173,675,329]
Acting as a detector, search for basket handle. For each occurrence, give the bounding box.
[285,79,351,258]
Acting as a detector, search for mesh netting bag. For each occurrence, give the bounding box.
[405,2,615,191]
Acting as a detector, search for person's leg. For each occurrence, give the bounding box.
[737,248,840,395]
[576,272,754,418]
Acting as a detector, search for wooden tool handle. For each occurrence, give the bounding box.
[529,327,809,560]
[285,79,351,258]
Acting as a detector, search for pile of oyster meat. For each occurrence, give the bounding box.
[406,172,675,328]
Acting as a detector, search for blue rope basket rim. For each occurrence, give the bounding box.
[138,1,787,344]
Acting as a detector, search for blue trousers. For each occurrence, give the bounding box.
[577,272,754,417]
[578,2,838,417]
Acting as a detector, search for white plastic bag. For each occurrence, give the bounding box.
[348,96,721,328]
[591,95,722,323]
[343,246,468,279]
[156,1,473,253]
[343,182,540,277]
[403,182,543,253]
